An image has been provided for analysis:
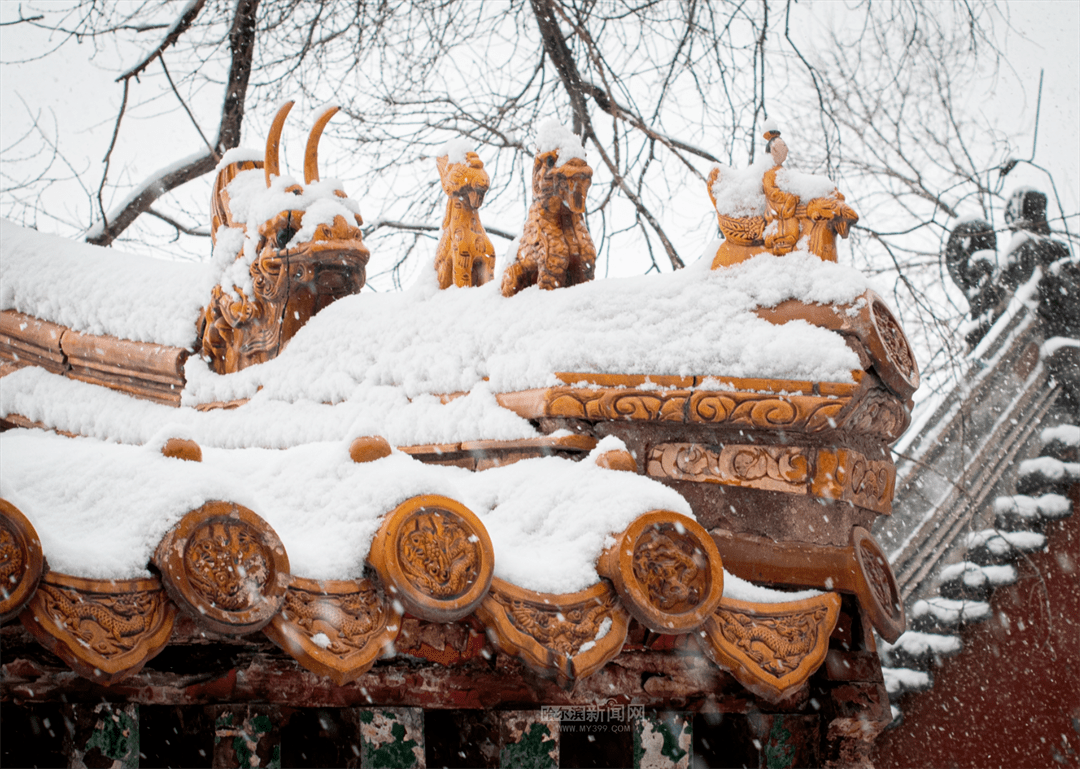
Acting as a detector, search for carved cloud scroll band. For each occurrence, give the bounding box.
[647,443,895,514]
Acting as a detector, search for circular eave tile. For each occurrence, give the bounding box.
[155,501,290,635]
[0,498,45,624]
[599,510,724,634]
[368,495,494,623]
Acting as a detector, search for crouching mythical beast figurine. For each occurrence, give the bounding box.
[200,102,370,374]
[434,147,495,289]
[502,124,596,297]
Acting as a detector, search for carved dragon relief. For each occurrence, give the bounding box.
[598,511,725,633]
[184,520,272,611]
[502,127,597,296]
[508,592,614,657]
[714,606,828,677]
[398,511,481,600]
[0,523,23,593]
[708,124,858,269]
[632,527,709,614]
[476,578,630,682]
[699,592,841,702]
[38,584,161,656]
[283,583,385,648]
[200,102,370,374]
[264,576,403,685]
[368,496,494,623]
[154,501,291,635]
[435,149,495,288]
[20,572,177,685]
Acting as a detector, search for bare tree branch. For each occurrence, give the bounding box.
[87,0,258,246]
[116,0,206,82]
[364,219,517,242]
[0,14,44,27]
[146,207,211,238]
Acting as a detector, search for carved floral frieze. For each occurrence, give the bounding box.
[648,443,896,514]
[20,572,177,685]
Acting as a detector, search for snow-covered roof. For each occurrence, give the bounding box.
[1,218,876,452]
[0,429,692,592]
[0,219,215,347]
[1,214,891,698]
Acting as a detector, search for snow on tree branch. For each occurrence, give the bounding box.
[116,0,206,83]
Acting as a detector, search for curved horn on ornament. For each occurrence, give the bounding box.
[264,100,296,188]
[304,106,339,184]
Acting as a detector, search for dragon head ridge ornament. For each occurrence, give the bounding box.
[200,101,371,374]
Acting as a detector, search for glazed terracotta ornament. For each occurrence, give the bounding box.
[0,499,45,624]
[756,289,920,402]
[435,146,496,288]
[161,437,202,462]
[201,102,371,374]
[264,576,403,685]
[711,526,906,642]
[597,510,724,634]
[20,572,177,685]
[155,501,291,635]
[367,495,494,622]
[349,435,393,463]
[699,591,841,702]
[502,122,596,296]
[476,578,630,683]
[708,123,858,268]
[594,447,638,472]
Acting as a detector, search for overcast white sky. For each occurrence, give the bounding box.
[1,1,1077,267]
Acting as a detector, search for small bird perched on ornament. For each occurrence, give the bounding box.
[763,120,788,166]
